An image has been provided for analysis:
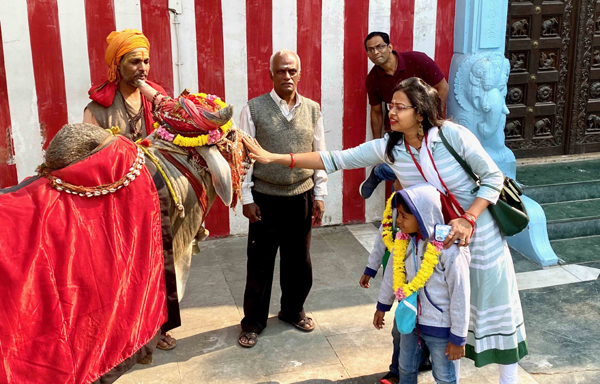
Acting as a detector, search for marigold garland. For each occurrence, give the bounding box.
[382,191,443,301]
[381,192,396,251]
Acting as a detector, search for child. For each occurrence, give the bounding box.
[361,225,401,384]
[360,226,432,384]
[373,183,471,384]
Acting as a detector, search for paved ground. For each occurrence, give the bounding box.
[116,223,600,384]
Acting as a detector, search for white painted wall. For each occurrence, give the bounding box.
[0,0,44,179]
[365,0,391,224]
[413,0,438,58]
[272,0,297,54]
[115,1,143,32]
[57,0,91,124]
[222,0,251,235]
[321,0,345,227]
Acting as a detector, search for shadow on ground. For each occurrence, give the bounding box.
[256,373,383,384]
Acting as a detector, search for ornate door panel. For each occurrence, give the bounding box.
[569,0,600,153]
[505,0,573,157]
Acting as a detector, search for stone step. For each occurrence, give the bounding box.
[517,159,600,187]
[550,235,600,264]
[540,198,600,241]
[541,198,600,222]
[517,158,600,204]
[522,180,600,204]
[547,217,600,240]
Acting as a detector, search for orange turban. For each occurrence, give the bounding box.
[105,29,150,83]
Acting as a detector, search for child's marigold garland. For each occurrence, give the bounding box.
[382,192,444,301]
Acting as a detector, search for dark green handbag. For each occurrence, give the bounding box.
[439,130,529,236]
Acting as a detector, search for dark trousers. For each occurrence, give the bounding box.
[241,190,314,333]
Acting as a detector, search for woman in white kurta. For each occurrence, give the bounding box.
[243,77,527,382]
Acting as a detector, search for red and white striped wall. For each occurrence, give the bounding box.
[0,0,455,236]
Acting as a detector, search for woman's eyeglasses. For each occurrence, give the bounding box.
[386,103,416,113]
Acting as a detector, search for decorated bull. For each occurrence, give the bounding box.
[0,87,251,383]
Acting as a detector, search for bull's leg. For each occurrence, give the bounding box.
[175,242,194,300]
[175,243,192,302]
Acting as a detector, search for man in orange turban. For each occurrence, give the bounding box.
[84,29,168,142]
[83,30,178,355]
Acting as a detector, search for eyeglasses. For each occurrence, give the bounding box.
[386,103,416,113]
[366,44,388,54]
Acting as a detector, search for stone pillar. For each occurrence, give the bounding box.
[447,0,558,266]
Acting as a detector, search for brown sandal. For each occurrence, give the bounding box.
[278,312,316,332]
[238,331,258,348]
[156,332,177,351]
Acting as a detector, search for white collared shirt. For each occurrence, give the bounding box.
[239,89,328,204]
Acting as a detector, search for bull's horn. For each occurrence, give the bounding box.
[195,145,232,206]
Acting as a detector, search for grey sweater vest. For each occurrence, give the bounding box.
[248,93,320,196]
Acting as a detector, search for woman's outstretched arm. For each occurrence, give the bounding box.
[243,136,326,169]
[242,135,386,172]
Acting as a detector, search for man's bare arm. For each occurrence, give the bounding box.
[83,108,99,126]
[370,103,384,139]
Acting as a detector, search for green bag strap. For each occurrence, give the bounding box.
[438,129,502,194]
[382,250,391,273]
[439,129,478,182]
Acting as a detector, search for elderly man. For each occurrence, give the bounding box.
[238,49,327,348]
[360,31,449,199]
[83,29,177,353]
[84,29,167,142]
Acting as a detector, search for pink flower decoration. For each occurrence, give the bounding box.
[395,287,406,301]
[432,240,444,251]
[396,232,409,241]
[206,94,217,101]
[208,129,222,144]
[157,126,175,141]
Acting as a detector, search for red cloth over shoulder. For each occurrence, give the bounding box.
[0,137,166,383]
[88,80,169,135]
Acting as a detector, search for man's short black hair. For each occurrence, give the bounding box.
[364,32,390,50]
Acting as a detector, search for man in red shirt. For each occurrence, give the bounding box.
[359,32,449,199]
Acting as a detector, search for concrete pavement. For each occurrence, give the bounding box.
[116,223,599,384]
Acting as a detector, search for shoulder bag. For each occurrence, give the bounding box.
[438,129,529,236]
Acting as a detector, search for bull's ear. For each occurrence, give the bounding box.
[195,145,233,206]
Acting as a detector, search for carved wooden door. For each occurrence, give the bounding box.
[505,0,574,157]
[569,0,600,154]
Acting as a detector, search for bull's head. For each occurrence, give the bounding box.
[136,81,251,207]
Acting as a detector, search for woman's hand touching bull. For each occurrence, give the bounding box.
[242,136,276,164]
[242,136,327,170]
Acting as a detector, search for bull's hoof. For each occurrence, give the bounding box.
[138,353,153,365]
[196,226,209,242]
